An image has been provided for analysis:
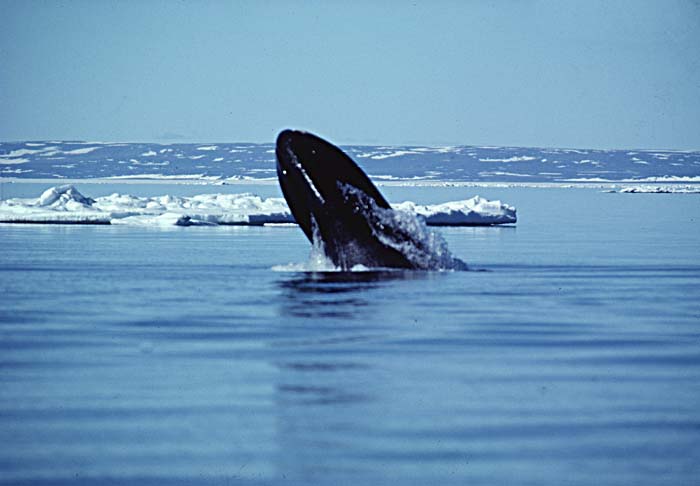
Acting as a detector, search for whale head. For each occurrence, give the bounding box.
[275,129,467,271]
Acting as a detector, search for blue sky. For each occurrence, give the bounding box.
[1,0,699,149]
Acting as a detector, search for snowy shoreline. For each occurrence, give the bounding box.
[0,185,517,226]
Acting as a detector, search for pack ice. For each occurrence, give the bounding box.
[0,185,517,226]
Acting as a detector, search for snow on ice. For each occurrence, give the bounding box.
[0,185,517,226]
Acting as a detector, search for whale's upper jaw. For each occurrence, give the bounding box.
[275,129,392,242]
[275,130,322,241]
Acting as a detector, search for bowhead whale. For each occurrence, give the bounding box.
[275,129,467,271]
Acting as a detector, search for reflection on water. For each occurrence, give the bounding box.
[279,269,431,288]
[276,270,431,319]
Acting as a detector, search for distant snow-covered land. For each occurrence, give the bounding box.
[0,185,517,226]
[1,141,698,183]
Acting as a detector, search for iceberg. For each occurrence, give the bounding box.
[0,185,517,226]
[0,185,109,224]
[37,185,95,206]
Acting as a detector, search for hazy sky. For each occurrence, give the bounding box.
[2,0,699,149]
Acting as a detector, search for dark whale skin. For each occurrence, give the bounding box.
[275,129,416,270]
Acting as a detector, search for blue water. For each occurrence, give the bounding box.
[1,185,699,485]
[1,141,699,182]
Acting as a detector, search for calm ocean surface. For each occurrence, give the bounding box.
[1,185,699,485]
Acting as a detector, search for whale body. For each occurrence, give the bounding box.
[275,129,467,271]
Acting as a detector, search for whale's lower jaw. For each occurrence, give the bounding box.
[275,129,467,271]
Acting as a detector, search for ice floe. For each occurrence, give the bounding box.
[62,147,101,155]
[395,196,517,225]
[0,168,33,174]
[106,174,224,182]
[0,185,517,226]
[614,186,700,194]
[565,176,700,183]
[0,148,53,158]
[0,158,30,165]
[479,156,537,163]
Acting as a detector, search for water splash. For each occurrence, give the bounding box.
[272,186,468,272]
[272,216,371,272]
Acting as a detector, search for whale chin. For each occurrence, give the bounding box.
[275,129,467,271]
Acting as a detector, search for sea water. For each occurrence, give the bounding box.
[1,185,699,485]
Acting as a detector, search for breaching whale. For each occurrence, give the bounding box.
[275,129,467,271]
